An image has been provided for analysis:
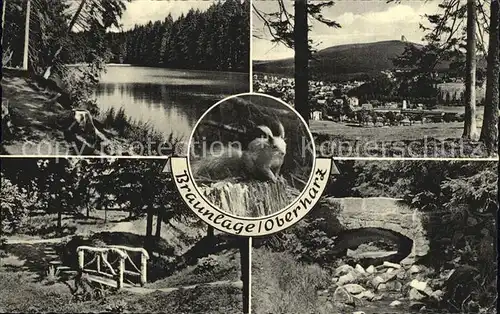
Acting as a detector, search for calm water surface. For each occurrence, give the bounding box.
[94,65,249,139]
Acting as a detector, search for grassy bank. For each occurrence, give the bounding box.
[99,107,181,156]
[0,271,242,313]
[252,248,332,314]
[0,230,240,313]
[0,244,326,314]
[1,70,178,156]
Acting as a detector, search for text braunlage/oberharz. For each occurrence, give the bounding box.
[169,157,335,236]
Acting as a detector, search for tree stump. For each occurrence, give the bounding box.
[60,109,115,154]
[199,179,298,217]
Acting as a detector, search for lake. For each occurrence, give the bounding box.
[94,65,249,140]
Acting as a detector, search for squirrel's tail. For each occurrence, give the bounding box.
[190,146,246,181]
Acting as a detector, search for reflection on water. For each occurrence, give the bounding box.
[94,66,249,139]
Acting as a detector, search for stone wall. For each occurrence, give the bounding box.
[320,197,430,258]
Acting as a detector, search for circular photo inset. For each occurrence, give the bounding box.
[187,93,315,218]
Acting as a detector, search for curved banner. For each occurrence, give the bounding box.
[169,157,334,237]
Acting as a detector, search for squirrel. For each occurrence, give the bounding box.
[191,120,287,183]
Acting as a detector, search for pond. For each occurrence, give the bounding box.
[94,65,249,140]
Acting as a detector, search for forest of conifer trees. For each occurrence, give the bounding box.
[98,0,249,72]
[3,0,249,73]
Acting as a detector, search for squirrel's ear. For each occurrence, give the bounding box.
[255,125,273,138]
[278,122,285,138]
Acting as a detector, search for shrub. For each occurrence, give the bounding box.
[147,255,177,282]
[99,106,177,155]
[406,162,498,313]
[102,107,130,136]
[1,177,35,234]
[0,238,7,258]
[60,62,107,115]
[253,248,331,314]
[105,299,128,314]
[195,255,220,274]
[257,200,345,266]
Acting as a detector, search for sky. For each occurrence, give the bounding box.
[117,0,215,30]
[252,0,441,61]
[112,0,443,61]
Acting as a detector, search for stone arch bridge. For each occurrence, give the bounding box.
[318,197,430,263]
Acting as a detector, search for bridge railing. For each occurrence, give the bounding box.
[76,245,150,289]
[107,245,149,286]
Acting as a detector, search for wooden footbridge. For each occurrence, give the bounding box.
[76,245,150,289]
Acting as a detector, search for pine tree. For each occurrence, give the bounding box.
[479,0,499,154]
[57,0,250,72]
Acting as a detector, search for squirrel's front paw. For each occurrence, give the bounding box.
[259,168,277,183]
[267,172,278,183]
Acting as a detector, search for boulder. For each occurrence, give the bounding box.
[334,264,355,277]
[355,264,366,274]
[429,278,444,289]
[353,290,375,301]
[400,256,415,266]
[389,300,402,307]
[422,286,434,297]
[379,271,398,283]
[377,284,387,291]
[338,272,357,285]
[396,269,407,280]
[409,279,434,296]
[383,261,402,269]
[431,289,444,301]
[385,280,403,292]
[366,265,376,274]
[370,276,385,289]
[332,286,355,306]
[409,288,426,301]
[409,279,427,292]
[409,265,421,274]
[343,284,365,294]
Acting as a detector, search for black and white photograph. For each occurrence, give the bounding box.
[1,158,497,313]
[189,93,314,217]
[2,0,250,156]
[251,159,498,314]
[0,157,246,313]
[1,0,498,313]
[252,0,498,158]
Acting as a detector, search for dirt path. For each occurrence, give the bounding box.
[2,71,73,155]
[125,280,243,295]
[1,70,125,156]
[5,237,69,245]
[4,212,204,258]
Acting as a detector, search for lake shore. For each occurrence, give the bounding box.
[94,65,249,139]
[1,66,249,156]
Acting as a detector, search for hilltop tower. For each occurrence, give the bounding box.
[401,35,407,42]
